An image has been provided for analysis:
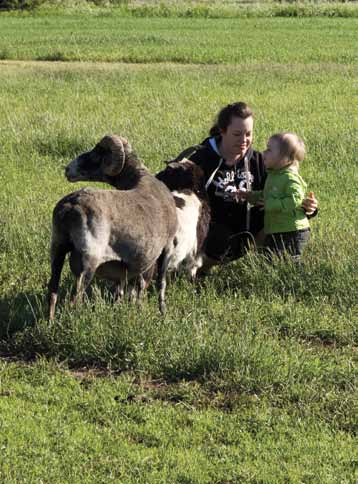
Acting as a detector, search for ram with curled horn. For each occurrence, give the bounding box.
[48,134,178,320]
[65,135,143,188]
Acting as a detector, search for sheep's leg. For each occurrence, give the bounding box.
[128,269,152,305]
[143,264,156,290]
[130,274,146,306]
[114,277,126,303]
[195,254,219,279]
[188,253,204,282]
[156,249,170,315]
[71,257,97,306]
[115,266,129,303]
[137,274,146,300]
[114,282,125,302]
[128,279,138,303]
[189,266,198,282]
[48,244,68,320]
[71,273,84,305]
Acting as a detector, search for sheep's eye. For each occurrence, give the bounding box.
[89,152,103,167]
[78,152,101,171]
[94,145,107,156]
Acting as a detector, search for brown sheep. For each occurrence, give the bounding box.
[48,135,178,319]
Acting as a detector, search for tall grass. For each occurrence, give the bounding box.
[0,61,356,368]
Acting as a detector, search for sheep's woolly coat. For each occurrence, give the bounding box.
[53,180,177,277]
[48,135,177,319]
[156,159,211,278]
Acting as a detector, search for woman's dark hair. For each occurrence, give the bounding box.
[209,102,254,137]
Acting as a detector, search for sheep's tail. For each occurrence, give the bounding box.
[48,227,72,321]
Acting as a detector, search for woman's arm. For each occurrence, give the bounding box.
[237,189,263,205]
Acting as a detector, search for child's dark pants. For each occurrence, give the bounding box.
[263,228,310,262]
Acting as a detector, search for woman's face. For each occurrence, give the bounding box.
[220,115,254,159]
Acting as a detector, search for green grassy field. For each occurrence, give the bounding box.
[0,5,357,482]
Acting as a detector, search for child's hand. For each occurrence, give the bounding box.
[255,199,264,210]
[302,191,318,215]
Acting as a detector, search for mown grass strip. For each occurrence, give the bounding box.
[0,15,357,64]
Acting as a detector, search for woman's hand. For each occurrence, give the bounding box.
[235,190,248,202]
[302,191,318,216]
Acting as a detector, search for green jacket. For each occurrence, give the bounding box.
[248,166,309,234]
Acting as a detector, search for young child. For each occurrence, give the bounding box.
[240,132,311,261]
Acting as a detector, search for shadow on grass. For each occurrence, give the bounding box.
[0,49,10,60]
[36,52,70,62]
[0,290,45,359]
[0,277,154,363]
[0,291,42,337]
[0,274,125,339]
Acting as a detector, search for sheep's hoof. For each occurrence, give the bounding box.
[159,300,166,315]
[114,288,124,303]
[48,292,57,321]
[70,297,77,307]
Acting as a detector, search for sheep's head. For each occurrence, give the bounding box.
[65,135,132,183]
[156,158,206,195]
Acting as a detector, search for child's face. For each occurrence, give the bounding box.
[263,138,288,170]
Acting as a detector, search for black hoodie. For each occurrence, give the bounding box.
[184,136,266,235]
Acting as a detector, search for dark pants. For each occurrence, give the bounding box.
[205,223,256,262]
[263,229,310,262]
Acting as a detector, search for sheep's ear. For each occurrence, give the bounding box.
[100,135,126,176]
[164,157,192,166]
[172,145,203,163]
[177,157,192,164]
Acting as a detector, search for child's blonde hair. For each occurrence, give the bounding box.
[270,132,305,163]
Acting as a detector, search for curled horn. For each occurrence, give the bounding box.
[118,136,132,157]
[100,135,127,176]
